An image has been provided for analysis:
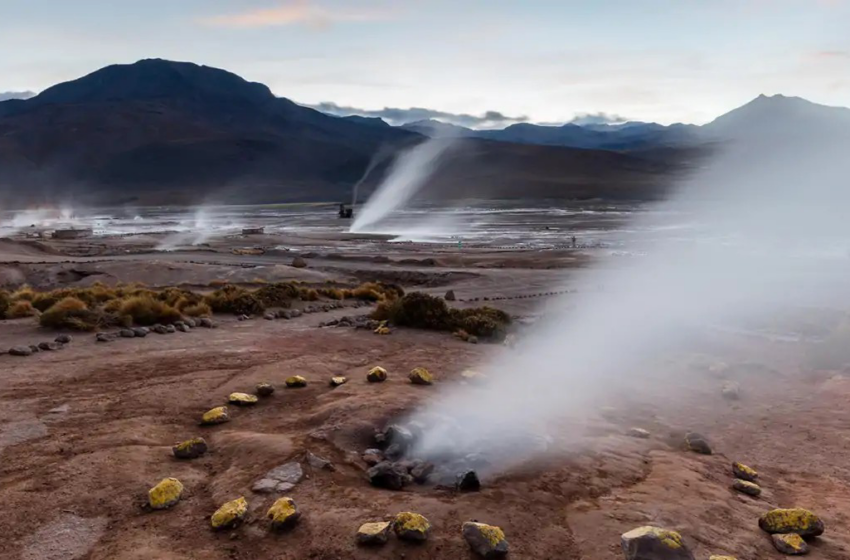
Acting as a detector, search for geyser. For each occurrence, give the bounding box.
[408,123,850,476]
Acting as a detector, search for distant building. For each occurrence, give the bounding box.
[52,228,92,239]
[242,227,265,235]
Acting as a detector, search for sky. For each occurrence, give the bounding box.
[1,0,849,126]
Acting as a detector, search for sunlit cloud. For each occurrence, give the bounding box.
[201,0,392,30]
[304,101,528,129]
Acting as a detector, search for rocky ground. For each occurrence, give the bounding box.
[1,231,849,559]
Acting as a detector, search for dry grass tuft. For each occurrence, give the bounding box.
[119,296,182,326]
[39,297,107,331]
[6,300,39,319]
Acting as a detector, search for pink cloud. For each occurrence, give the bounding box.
[201,0,392,30]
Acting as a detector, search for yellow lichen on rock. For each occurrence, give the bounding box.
[367,366,387,382]
[211,496,248,530]
[228,392,259,406]
[771,533,809,555]
[731,479,761,497]
[148,477,184,510]
[759,508,825,537]
[409,367,434,385]
[267,497,300,531]
[393,512,431,541]
[462,521,509,557]
[732,462,758,482]
[255,382,275,397]
[285,375,307,388]
[329,376,348,387]
[172,437,208,459]
[621,526,687,552]
[201,406,229,425]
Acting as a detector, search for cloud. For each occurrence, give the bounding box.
[0,91,36,102]
[811,50,850,59]
[304,101,528,129]
[201,0,391,30]
[568,112,630,126]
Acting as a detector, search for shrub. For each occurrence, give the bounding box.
[31,288,75,312]
[39,297,105,331]
[11,285,36,302]
[255,283,299,307]
[350,282,404,302]
[451,307,511,340]
[299,288,319,301]
[157,287,202,308]
[119,296,181,326]
[317,287,346,300]
[205,285,265,315]
[0,290,10,318]
[6,300,38,319]
[182,302,212,317]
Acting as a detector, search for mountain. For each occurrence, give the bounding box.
[400,119,474,137]
[0,91,35,102]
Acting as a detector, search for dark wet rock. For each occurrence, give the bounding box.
[119,329,135,338]
[290,309,303,318]
[368,461,412,490]
[29,345,40,353]
[685,432,712,455]
[771,533,809,555]
[54,334,72,344]
[256,382,275,397]
[376,424,414,449]
[456,470,481,492]
[132,327,149,337]
[445,290,456,301]
[362,449,383,466]
[306,451,334,471]
[95,333,114,343]
[253,462,304,494]
[384,443,404,461]
[621,526,695,560]
[172,437,208,459]
[279,310,293,320]
[9,345,33,356]
[463,521,509,558]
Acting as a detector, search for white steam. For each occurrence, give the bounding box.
[410,124,850,475]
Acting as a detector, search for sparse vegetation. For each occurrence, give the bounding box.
[0,289,10,318]
[182,302,212,317]
[204,285,265,315]
[6,300,39,319]
[118,296,182,326]
[39,297,107,331]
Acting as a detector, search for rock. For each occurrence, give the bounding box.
[759,508,824,537]
[374,326,391,335]
[148,477,184,510]
[29,345,40,353]
[200,406,229,425]
[252,462,303,494]
[153,325,168,334]
[367,366,388,382]
[267,497,300,531]
[384,443,404,461]
[356,521,391,545]
[290,309,302,318]
[445,290,456,301]
[119,329,135,338]
[291,257,307,268]
[461,369,487,383]
[368,461,411,490]
[95,333,114,343]
[175,322,190,333]
[376,425,414,449]
[468,335,479,344]
[55,334,72,344]
[285,375,307,388]
[211,497,248,530]
[462,521,509,558]
[199,318,215,328]
[409,367,434,385]
[228,392,259,406]
[362,449,383,466]
[263,312,277,321]
[732,479,761,497]
[132,327,149,337]
[708,556,737,560]
[37,341,62,351]
[771,534,809,555]
[732,462,758,482]
[393,512,431,542]
[172,437,208,459]
[279,310,293,320]
[685,432,712,455]
[255,383,275,397]
[411,461,435,484]
[329,376,348,387]
[721,381,740,400]
[184,318,197,328]
[165,324,176,334]
[306,451,333,470]
[627,427,651,439]
[457,470,481,492]
[11,344,35,355]
[621,526,695,560]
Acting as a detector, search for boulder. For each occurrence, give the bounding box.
[119,329,135,338]
[148,477,184,510]
[255,382,275,397]
[211,496,248,530]
[445,290,456,301]
[368,461,411,490]
[362,449,383,466]
[627,427,651,439]
[685,432,712,455]
[367,366,388,383]
[285,375,307,388]
[8,346,32,357]
[291,257,308,268]
[393,512,431,542]
[329,376,348,387]
[411,461,435,484]
[306,451,333,471]
[200,406,229,425]
[621,526,695,560]
[771,533,809,555]
[384,443,404,461]
[409,367,434,385]
[172,437,208,459]
[732,462,758,482]
[252,462,303,494]
[759,508,824,537]
[462,521,509,558]
[721,381,740,400]
[132,327,149,337]
[228,392,259,406]
[267,497,300,531]
[356,521,391,545]
[457,470,481,492]
[55,334,72,344]
[732,479,761,497]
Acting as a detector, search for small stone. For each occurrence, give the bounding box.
[132,327,149,337]
[148,477,184,510]
[393,512,431,542]
[267,497,300,531]
[409,367,434,385]
[771,533,809,555]
[731,479,761,497]
[228,392,259,406]
[291,256,307,268]
[184,318,197,328]
[255,383,275,397]
[621,526,695,560]
[172,437,208,459]
[627,427,651,439]
[368,461,411,490]
[263,312,276,321]
[119,329,135,338]
[732,462,758,482]
[357,521,391,545]
[175,323,190,333]
[445,290,456,301]
[211,497,248,530]
[153,325,168,334]
[306,451,333,470]
[467,335,479,344]
[9,346,32,356]
[721,381,740,400]
[199,318,215,328]
[201,406,229,425]
[329,376,348,387]
[362,449,383,466]
[95,333,114,343]
[285,375,307,388]
[55,334,72,344]
[37,341,62,351]
[165,324,176,334]
[457,470,481,492]
[685,432,712,455]
[367,366,388,382]
[252,462,303,494]
[759,508,824,537]
[462,521,509,558]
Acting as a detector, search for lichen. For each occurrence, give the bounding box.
[409,367,434,385]
[148,477,184,510]
[201,406,229,425]
[732,462,757,479]
[175,437,204,451]
[285,375,307,387]
[466,522,505,547]
[622,526,684,549]
[228,392,258,405]
[394,512,431,534]
[359,522,390,536]
[267,497,299,528]
[759,508,824,536]
[367,366,387,382]
[211,496,248,530]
